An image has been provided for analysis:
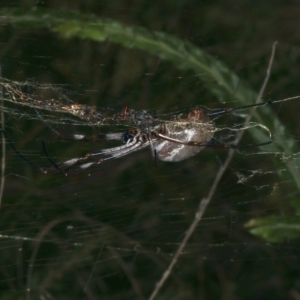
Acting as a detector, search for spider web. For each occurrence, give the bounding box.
[1,67,297,300]
[1,3,300,300]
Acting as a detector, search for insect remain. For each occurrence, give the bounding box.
[3,102,272,176]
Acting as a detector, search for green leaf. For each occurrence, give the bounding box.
[245,216,300,243]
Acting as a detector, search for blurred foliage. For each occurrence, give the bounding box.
[0,1,300,300]
[246,216,300,243]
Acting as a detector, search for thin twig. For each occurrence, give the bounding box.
[0,65,5,209]
[148,41,278,300]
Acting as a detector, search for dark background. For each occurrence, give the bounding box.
[0,1,300,299]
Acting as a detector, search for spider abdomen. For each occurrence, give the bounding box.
[151,109,214,162]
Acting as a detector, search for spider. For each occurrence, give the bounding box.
[2,102,272,176]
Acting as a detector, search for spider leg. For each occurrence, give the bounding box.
[41,132,130,174]
[102,140,150,160]
[198,140,272,149]
[44,137,150,176]
[41,154,91,175]
[54,159,103,175]
[154,132,209,147]
[206,100,274,117]
[155,132,272,149]
[94,138,143,155]
[34,108,124,142]
[95,143,136,155]
[57,132,124,142]
[62,141,147,175]
[69,141,149,175]
[153,149,158,170]
[89,139,150,160]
